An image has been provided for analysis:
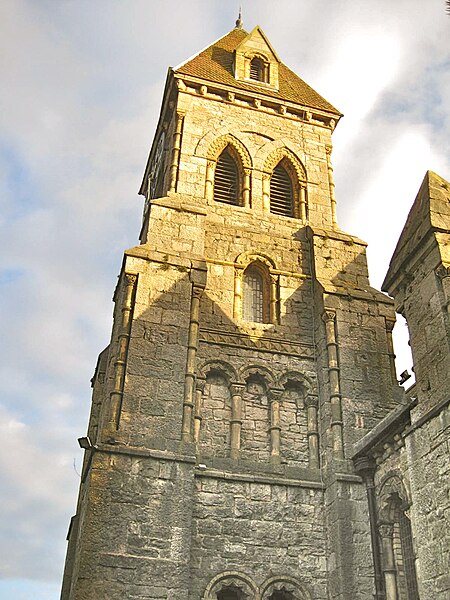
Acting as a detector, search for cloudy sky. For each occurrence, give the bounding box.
[1,1,449,598]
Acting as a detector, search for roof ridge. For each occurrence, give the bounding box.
[173,28,248,72]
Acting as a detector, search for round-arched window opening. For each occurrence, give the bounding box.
[250,57,268,83]
[268,591,295,600]
[217,586,246,600]
[242,263,270,323]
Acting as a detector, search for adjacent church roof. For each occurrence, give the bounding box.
[383,171,450,291]
[174,27,341,115]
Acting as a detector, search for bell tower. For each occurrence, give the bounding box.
[61,21,403,600]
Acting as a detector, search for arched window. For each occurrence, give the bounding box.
[250,57,268,83]
[214,147,240,205]
[269,592,295,600]
[270,160,294,216]
[217,587,244,600]
[243,263,270,323]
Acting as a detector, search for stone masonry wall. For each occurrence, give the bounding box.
[190,475,327,600]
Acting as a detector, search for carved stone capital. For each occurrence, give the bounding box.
[279,105,287,115]
[254,98,261,109]
[304,394,318,408]
[325,144,333,156]
[322,310,336,323]
[385,318,396,333]
[227,92,235,102]
[378,522,394,538]
[231,383,246,396]
[269,388,284,402]
[176,79,186,91]
[124,273,137,286]
[192,286,204,300]
[195,378,206,393]
[436,264,450,279]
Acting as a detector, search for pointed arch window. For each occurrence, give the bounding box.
[214,148,240,205]
[270,160,294,217]
[242,263,270,323]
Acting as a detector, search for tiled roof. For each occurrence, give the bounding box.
[175,28,341,115]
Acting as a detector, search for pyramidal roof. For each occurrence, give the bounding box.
[383,171,450,291]
[174,27,341,115]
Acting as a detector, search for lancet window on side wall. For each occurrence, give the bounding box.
[214,147,240,205]
[270,159,294,216]
[263,149,308,220]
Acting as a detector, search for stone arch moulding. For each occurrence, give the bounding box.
[235,251,276,270]
[203,133,253,169]
[254,139,306,179]
[263,146,307,182]
[377,472,411,522]
[202,571,258,600]
[277,371,315,394]
[238,364,276,388]
[197,360,238,386]
[260,576,312,600]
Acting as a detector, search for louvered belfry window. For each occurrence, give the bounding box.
[270,162,294,216]
[214,148,239,205]
[250,57,267,82]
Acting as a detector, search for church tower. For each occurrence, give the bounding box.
[61,21,403,600]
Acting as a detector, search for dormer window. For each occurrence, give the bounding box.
[249,57,268,83]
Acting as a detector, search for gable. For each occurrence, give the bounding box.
[234,26,280,89]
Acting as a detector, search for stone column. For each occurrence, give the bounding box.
[205,160,214,201]
[269,273,279,324]
[107,272,137,437]
[325,145,337,227]
[323,310,344,459]
[262,173,270,212]
[230,384,245,459]
[193,379,205,449]
[269,389,283,464]
[169,111,185,192]
[385,318,397,384]
[181,285,203,442]
[233,267,244,320]
[242,168,251,208]
[299,185,307,221]
[379,522,398,600]
[305,394,320,468]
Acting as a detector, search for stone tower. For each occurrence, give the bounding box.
[61,23,404,600]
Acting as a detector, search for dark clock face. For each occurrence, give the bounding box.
[149,131,166,198]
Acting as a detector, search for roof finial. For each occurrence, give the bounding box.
[235,5,243,29]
